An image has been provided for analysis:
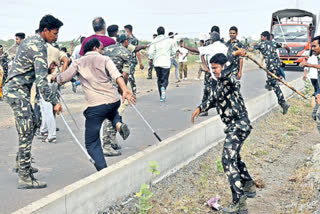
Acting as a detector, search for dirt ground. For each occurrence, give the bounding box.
[108,96,320,214]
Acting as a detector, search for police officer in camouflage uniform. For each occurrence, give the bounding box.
[252,31,290,114]
[124,24,144,95]
[102,30,147,156]
[192,52,256,214]
[0,45,9,87]
[3,15,63,189]
[226,26,244,79]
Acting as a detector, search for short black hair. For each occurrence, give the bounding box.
[83,38,101,55]
[168,32,174,36]
[15,32,25,39]
[108,31,117,37]
[124,24,133,33]
[0,45,3,49]
[229,26,238,33]
[61,47,67,53]
[270,33,274,38]
[153,34,157,37]
[312,35,320,44]
[261,31,270,40]
[92,17,105,32]
[157,26,165,35]
[200,40,204,44]
[210,53,228,65]
[39,15,63,32]
[211,25,220,34]
[80,36,86,44]
[179,39,183,43]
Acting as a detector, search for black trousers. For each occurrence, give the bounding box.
[83,101,121,171]
[155,67,170,97]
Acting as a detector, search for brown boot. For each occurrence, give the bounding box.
[18,170,46,189]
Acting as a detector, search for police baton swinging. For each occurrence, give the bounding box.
[60,112,95,164]
[235,45,307,99]
[131,104,162,142]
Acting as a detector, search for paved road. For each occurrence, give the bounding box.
[0,68,302,213]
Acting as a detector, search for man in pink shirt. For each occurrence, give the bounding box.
[54,38,135,171]
[79,17,115,56]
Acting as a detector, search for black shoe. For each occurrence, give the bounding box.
[119,123,130,140]
[147,77,152,79]
[281,103,290,115]
[111,143,122,150]
[265,84,272,91]
[56,128,60,131]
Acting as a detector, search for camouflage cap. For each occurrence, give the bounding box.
[118,30,128,43]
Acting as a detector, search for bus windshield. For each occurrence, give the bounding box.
[272,25,308,43]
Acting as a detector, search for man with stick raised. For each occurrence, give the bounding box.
[250,31,290,114]
[191,51,256,214]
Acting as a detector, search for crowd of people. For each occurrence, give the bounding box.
[0,13,319,214]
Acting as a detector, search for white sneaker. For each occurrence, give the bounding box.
[184,78,188,80]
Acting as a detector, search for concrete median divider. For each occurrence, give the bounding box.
[13,78,305,214]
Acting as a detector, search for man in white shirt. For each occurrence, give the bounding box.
[178,40,189,80]
[303,54,319,96]
[148,26,177,102]
[300,35,320,133]
[72,36,85,60]
[182,32,228,78]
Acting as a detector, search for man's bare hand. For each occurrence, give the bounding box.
[140,64,144,70]
[316,94,320,105]
[234,49,247,57]
[303,75,307,81]
[122,89,136,106]
[237,72,242,80]
[53,103,63,115]
[299,62,308,67]
[191,107,201,123]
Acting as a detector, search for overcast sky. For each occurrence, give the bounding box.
[0,0,318,41]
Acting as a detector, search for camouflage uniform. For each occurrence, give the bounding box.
[226,39,243,77]
[102,42,133,153]
[202,72,215,103]
[0,53,9,86]
[128,35,139,95]
[3,34,58,181]
[254,40,287,108]
[199,67,253,203]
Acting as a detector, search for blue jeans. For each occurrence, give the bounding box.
[170,58,179,79]
[83,101,121,171]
